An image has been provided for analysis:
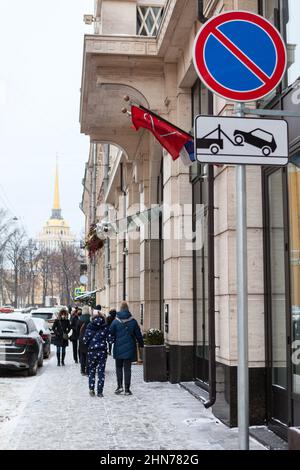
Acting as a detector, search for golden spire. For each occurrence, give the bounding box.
[51,160,62,220]
[53,163,60,210]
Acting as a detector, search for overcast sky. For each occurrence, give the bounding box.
[287,0,300,84]
[0,0,94,239]
[0,1,299,241]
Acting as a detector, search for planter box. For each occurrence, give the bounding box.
[288,427,300,450]
[143,345,167,382]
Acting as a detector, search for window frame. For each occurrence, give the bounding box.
[136,5,164,37]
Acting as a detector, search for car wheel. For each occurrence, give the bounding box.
[234,134,244,145]
[28,360,38,376]
[262,146,271,156]
[210,144,220,155]
[44,351,50,359]
[38,354,44,368]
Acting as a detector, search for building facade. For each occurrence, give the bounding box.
[80,0,300,438]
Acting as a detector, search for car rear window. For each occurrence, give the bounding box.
[0,320,28,335]
[31,312,53,320]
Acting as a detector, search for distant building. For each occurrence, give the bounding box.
[37,164,76,251]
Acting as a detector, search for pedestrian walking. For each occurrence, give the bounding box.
[109,301,144,396]
[77,305,91,375]
[70,308,80,363]
[83,310,111,397]
[106,309,117,355]
[52,308,71,366]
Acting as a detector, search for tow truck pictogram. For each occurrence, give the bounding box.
[196,124,243,155]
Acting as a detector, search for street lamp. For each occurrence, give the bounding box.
[31,269,38,306]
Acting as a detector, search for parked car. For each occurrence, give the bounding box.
[0,313,44,375]
[30,308,59,341]
[31,317,51,358]
[0,307,14,313]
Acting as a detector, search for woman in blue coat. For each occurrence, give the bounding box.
[109,301,144,396]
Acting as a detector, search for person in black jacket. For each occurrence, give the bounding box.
[52,308,71,366]
[109,301,144,396]
[77,305,91,375]
[106,309,116,355]
[70,308,80,364]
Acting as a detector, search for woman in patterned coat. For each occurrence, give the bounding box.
[83,311,111,397]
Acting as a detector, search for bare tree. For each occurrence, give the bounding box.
[0,209,20,305]
[57,242,81,306]
[5,229,27,307]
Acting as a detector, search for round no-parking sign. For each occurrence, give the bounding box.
[193,11,287,102]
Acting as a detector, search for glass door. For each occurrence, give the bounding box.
[267,169,289,430]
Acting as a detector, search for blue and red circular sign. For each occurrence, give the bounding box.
[193,11,287,102]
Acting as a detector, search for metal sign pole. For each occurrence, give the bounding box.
[235,102,249,450]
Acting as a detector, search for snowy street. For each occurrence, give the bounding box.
[0,348,265,450]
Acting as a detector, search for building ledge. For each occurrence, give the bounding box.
[84,34,158,57]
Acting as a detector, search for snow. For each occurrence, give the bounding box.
[0,348,266,450]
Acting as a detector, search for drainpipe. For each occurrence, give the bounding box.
[104,145,110,286]
[91,142,97,290]
[203,164,216,409]
[120,162,127,300]
[197,0,209,23]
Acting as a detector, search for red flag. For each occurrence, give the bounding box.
[131,105,191,161]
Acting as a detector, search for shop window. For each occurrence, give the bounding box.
[288,161,300,394]
[268,169,288,389]
[137,6,163,36]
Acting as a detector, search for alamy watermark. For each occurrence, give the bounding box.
[290,80,300,105]
[96,201,206,251]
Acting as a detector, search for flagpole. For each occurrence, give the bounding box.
[122,96,193,138]
[121,107,132,117]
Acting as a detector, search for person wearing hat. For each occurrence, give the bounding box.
[83,309,111,397]
[109,301,144,396]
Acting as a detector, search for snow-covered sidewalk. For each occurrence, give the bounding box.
[0,348,265,450]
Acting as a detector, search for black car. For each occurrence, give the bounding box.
[0,313,44,376]
[233,128,277,156]
[31,317,51,359]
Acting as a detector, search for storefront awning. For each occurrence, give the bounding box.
[74,289,99,301]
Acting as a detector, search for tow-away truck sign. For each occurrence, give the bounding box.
[194,115,288,166]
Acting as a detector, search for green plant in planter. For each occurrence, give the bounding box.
[143,328,164,345]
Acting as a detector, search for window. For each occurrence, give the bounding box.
[261,0,279,25]
[0,320,28,335]
[288,160,300,394]
[268,169,288,389]
[137,6,163,36]
[190,79,210,181]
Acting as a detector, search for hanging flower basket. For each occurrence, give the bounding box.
[84,224,104,258]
